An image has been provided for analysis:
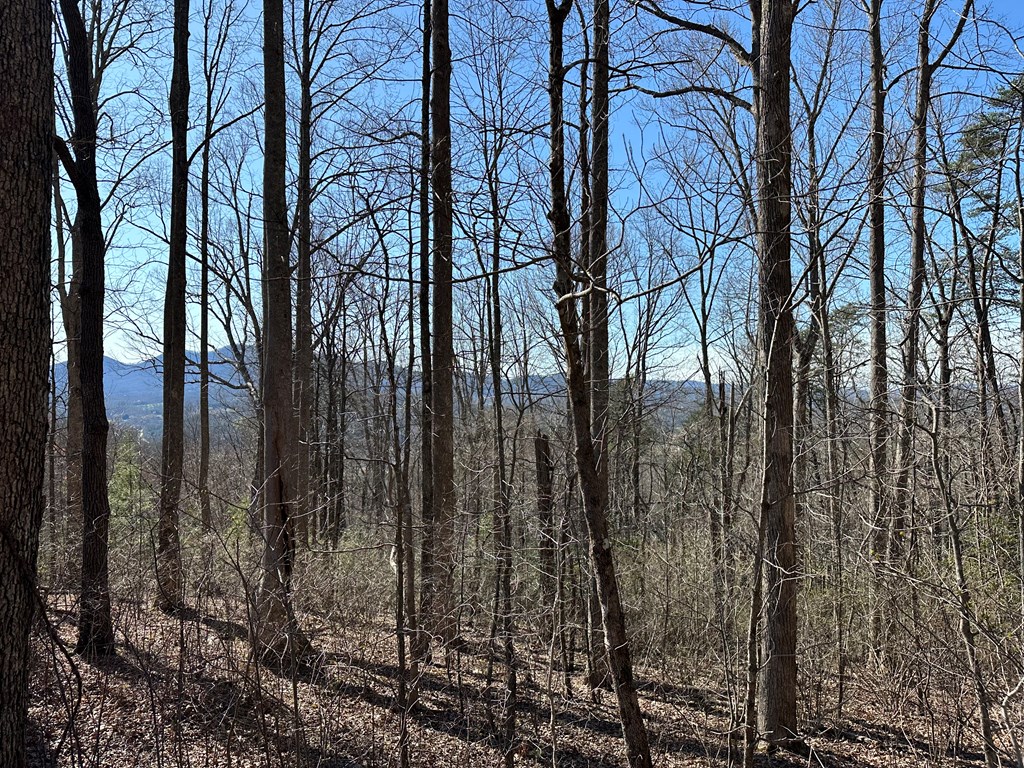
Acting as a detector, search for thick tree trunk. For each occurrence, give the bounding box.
[586,0,612,692]
[0,0,51,760]
[892,0,933,563]
[251,0,308,666]
[754,0,799,745]
[156,0,190,613]
[588,0,610,530]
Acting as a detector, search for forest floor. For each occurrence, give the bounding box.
[25,592,994,768]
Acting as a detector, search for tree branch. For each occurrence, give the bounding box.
[633,0,752,67]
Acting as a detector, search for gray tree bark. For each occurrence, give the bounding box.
[251,0,308,667]
[892,0,973,564]
[754,0,799,745]
[0,0,52,761]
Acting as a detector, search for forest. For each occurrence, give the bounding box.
[2,0,1024,765]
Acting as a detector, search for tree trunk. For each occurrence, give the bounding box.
[485,203,516,765]
[754,0,799,745]
[0,0,51,759]
[156,0,190,613]
[415,0,434,661]
[251,0,308,667]
[294,0,314,547]
[588,0,610,531]
[893,0,973,564]
[1014,94,1024,676]
[197,1,217,533]
[928,409,999,768]
[546,2,652,764]
[586,0,613,692]
[59,0,116,659]
[866,0,889,661]
[427,0,457,650]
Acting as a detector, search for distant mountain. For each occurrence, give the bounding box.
[53,350,708,438]
[495,374,709,431]
[53,349,250,437]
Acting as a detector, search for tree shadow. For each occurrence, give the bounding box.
[301,652,719,766]
[637,679,731,718]
[833,718,989,765]
[176,606,249,643]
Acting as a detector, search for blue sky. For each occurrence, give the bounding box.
[75,0,1024,373]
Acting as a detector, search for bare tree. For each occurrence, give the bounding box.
[292,0,314,545]
[865,0,889,660]
[156,0,191,613]
[633,0,800,741]
[251,0,308,666]
[892,0,973,565]
[424,0,458,651]
[545,1,652,764]
[415,0,434,663]
[196,0,242,532]
[57,0,116,659]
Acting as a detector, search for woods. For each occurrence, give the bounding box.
[4,0,1024,765]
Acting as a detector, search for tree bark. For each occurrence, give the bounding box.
[893,0,973,564]
[251,0,308,666]
[485,197,516,766]
[197,0,220,533]
[754,0,799,745]
[1014,92,1024,679]
[0,0,51,760]
[586,0,612,692]
[588,0,610,534]
[55,151,82,589]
